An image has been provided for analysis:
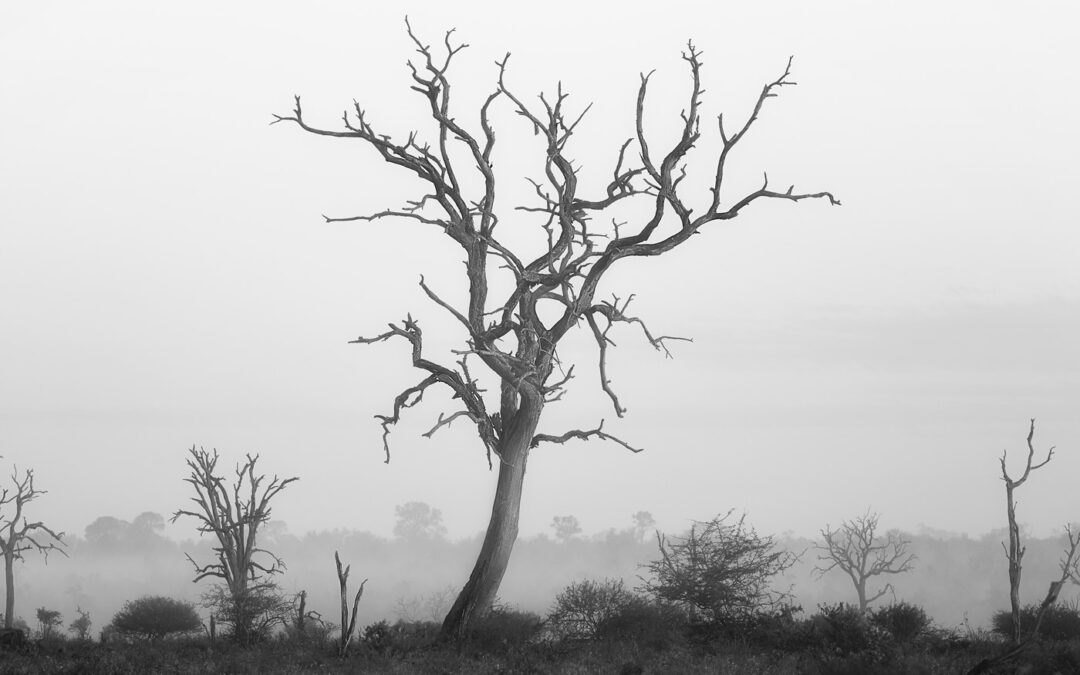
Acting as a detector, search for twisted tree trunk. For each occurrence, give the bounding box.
[440,399,540,641]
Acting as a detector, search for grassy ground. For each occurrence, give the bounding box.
[2,634,1067,675]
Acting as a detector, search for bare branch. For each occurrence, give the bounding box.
[531,419,643,453]
[422,410,475,439]
[350,316,502,465]
[586,311,625,417]
[322,209,448,228]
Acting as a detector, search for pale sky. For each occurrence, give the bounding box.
[1,1,1078,543]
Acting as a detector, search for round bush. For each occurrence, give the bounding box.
[811,603,890,656]
[596,598,687,650]
[547,578,636,640]
[869,601,931,642]
[110,596,202,640]
[467,606,543,653]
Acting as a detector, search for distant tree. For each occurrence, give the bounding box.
[171,446,298,645]
[393,502,447,541]
[68,606,92,640]
[132,511,165,533]
[632,511,656,542]
[84,516,128,549]
[274,22,837,640]
[110,596,202,640]
[0,467,66,629]
[551,516,582,543]
[642,512,796,624]
[84,513,172,553]
[35,607,62,639]
[814,510,915,613]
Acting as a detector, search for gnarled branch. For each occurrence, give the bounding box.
[531,419,643,453]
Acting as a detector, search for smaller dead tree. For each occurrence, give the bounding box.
[293,590,323,637]
[968,527,1080,674]
[966,419,1080,674]
[334,551,366,657]
[814,510,915,613]
[0,467,66,630]
[171,446,298,645]
[1000,419,1052,645]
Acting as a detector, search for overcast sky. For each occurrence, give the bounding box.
[2,1,1078,543]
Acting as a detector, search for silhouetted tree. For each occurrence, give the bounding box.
[274,21,837,639]
[83,516,128,549]
[632,511,656,543]
[393,502,447,541]
[171,446,298,645]
[68,607,92,640]
[35,607,61,639]
[84,512,173,553]
[814,510,915,613]
[0,467,66,629]
[551,516,582,543]
[132,511,165,533]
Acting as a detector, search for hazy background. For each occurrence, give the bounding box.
[12,510,1080,636]
[2,0,1078,622]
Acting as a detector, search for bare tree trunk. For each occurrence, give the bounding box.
[3,550,13,630]
[296,590,307,635]
[335,551,365,657]
[1004,481,1022,645]
[440,402,538,640]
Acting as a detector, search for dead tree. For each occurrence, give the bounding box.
[965,419,1079,674]
[334,551,366,657]
[171,446,298,645]
[814,510,915,613]
[968,527,1080,674]
[293,590,323,637]
[0,467,66,630]
[273,21,838,640]
[1001,419,1054,645]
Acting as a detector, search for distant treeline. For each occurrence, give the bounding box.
[13,509,1078,638]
